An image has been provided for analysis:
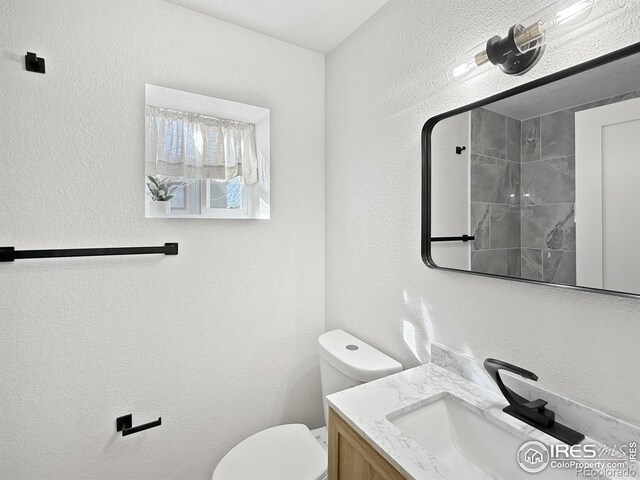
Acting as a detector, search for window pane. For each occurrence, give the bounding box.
[226,177,241,209]
[209,181,228,209]
[171,185,185,209]
[169,179,201,214]
[209,177,242,209]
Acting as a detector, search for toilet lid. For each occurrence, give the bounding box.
[212,424,327,480]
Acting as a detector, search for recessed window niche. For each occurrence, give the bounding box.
[144,84,270,219]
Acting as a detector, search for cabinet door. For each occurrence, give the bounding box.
[328,408,406,480]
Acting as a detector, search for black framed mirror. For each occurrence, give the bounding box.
[422,41,640,299]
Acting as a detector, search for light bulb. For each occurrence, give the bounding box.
[556,0,597,25]
[513,0,600,55]
[451,60,476,78]
[430,44,494,92]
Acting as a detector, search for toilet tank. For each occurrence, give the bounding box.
[318,329,402,424]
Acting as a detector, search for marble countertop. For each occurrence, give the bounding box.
[326,362,635,480]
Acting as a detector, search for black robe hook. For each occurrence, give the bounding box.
[25,52,45,74]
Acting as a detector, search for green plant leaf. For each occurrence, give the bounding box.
[146,174,159,186]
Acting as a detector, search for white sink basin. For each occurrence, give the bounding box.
[387,393,573,480]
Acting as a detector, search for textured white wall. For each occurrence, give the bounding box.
[0,1,324,479]
[430,113,470,270]
[326,0,640,426]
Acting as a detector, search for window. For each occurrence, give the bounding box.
[153,176,252,218]
[144,84,270,219]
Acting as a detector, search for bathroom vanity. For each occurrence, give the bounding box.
[326,347,639,480]
[328,408,405,480]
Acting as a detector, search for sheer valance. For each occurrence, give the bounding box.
[145,106,258,184]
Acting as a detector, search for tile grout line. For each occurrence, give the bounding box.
[472,152,521,164]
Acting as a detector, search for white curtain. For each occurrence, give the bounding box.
[145,106,258,184]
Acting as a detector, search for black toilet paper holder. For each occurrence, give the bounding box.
[116,414,162,436]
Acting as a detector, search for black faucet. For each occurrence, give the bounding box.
[484,358,585,445]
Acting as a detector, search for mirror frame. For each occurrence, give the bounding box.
[422,41,640,299]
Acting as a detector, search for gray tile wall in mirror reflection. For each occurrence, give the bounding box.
[470,108,522,278]
[469,89,640,285]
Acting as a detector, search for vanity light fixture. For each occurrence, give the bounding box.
[430,0,625,91]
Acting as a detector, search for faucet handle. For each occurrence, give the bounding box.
[484,358,538,382]
[524,398,548,412]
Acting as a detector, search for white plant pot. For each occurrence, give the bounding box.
[149,200,171,217]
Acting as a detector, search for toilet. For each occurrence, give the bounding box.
[212,329,403,480]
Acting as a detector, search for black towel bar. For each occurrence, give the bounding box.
[431,235,475,243]
[0,243,178,262]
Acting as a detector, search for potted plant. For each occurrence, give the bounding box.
[146,174,179,217]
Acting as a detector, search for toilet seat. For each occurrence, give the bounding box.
[212,424,327,480]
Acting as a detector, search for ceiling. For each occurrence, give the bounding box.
[167,0,389,54]
[486,51,640,120]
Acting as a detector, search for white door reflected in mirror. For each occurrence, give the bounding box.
[576,97,640,292]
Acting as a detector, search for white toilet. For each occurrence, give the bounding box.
[212,329,403,480]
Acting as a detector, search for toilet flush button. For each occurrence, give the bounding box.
[346,344,359,351]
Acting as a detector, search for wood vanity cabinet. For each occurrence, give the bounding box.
[328,408,406,480]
